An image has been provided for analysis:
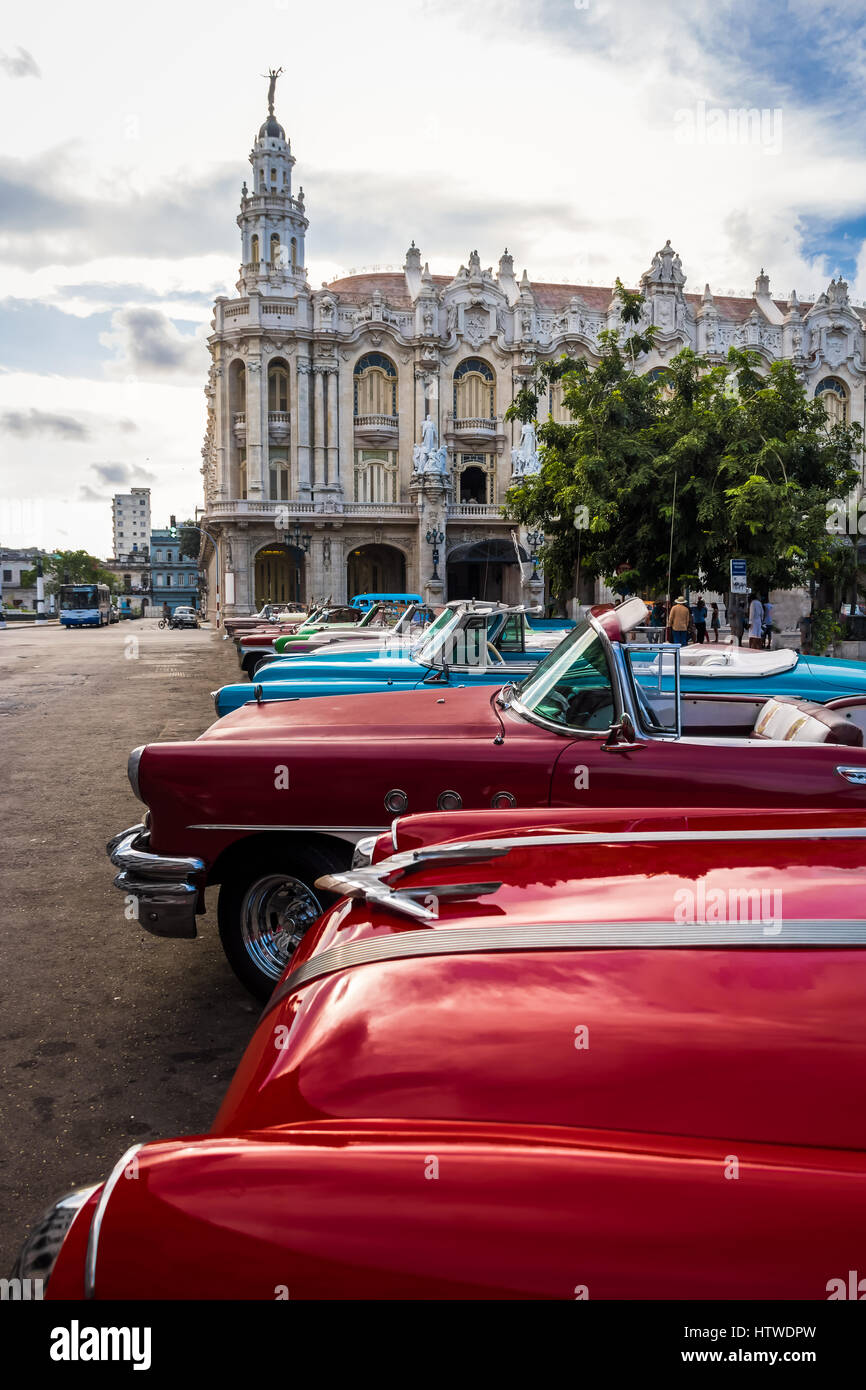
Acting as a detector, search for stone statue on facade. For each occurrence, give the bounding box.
[412,415,449,476]
[511,420,541,477]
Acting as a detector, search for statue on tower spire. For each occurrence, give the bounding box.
[265,66,283,116]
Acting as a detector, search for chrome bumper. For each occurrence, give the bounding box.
[107,824,205,939]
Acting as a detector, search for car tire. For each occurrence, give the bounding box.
[217,840,351,999]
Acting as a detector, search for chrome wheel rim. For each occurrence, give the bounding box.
[239,874,323,981]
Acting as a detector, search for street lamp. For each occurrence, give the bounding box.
[526,530,545,578]
[425,527,445,581]
[286,522,312,554]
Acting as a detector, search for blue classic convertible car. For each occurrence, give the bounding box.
[625,601,866,739]
[212,603,573,717]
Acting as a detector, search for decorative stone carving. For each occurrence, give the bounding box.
[412,414,450,476]
[464,305,489,347]
[511,420,541,477]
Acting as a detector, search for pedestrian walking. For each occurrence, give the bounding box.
[710,602,720,642]
[693,594,708,644]
[668,594,691,647]
[798,609,813,655]
[748,592,764,649]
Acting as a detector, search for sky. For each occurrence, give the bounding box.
[1,0,865,558]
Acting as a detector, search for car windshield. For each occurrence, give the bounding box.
[358,601,407,629]
[412,607,503,668]
[512,618,617,730]
[409,606,459,659]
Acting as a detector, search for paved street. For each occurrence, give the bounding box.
[0,619,253,1273]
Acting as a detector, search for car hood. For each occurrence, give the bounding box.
[201,682,504,741]
[215,831,866,1152]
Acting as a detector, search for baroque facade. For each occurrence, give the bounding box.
[199,83,866,620]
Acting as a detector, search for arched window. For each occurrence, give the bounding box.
[547,380,573,422]
[270,167,277,187]
[269,458,290,501]
[250,234,260,267]
[452,452,494,504]
[268,360,290,413]
[290,237,297,266]
[815,376,849,427]
[453,358,495,419]
[460,465,488,503]
[270,232,281,266]
[354,453,398,504]
[353,352,398,417]
[646,366,675,400]
[230,358,246,411]
[239,456,247,500]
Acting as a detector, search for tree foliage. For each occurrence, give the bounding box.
[177,520,201,561]
[21,550,119,594]
[504,284,863,598]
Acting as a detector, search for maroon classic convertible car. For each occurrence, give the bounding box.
[28,805,866,1298]
[108,597,866,995]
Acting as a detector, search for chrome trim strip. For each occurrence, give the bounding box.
[272,918,866,1004]
[381,825,866,872]
[84,1143,144,1300]
[186,823,388,834]
[837,765,866,785]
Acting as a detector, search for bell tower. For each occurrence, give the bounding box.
[236,68,309,295]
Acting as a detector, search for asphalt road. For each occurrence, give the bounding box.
[0,618,255,1273]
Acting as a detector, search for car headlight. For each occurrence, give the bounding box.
[11,1185,99,1290]
[352,835,378,868]
[127,746,146,802]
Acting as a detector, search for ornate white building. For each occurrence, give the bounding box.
[199,81,866,619]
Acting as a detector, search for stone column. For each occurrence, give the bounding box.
[296,356,312,499]
[326,367,339,492]
[313,366,325,487]
[213,361,228,500]
[246,357,265,498]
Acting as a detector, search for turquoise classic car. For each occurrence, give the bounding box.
[212,604,573,718]
[627,608,866,740]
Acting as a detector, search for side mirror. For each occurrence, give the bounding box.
[603,712,638,748]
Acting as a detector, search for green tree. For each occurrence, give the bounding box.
[177,520,200,561]
[505,283,863,601]
[21,550,119,595]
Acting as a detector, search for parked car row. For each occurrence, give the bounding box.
[17,596,866,1299]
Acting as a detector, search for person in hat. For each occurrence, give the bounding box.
[668,594,691,646]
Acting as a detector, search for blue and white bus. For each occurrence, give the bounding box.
[58,583,112,628]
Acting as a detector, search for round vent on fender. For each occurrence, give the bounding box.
[491,791,516,808]
[437,790,462,811]
[384,788,409,814]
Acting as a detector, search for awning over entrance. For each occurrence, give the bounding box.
[446,537,528,603]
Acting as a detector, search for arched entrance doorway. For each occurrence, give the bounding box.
[347,543,406,599]
[446,537,526,603]
[254,543,305,609]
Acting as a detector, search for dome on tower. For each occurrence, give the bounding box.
[258,114,285,140]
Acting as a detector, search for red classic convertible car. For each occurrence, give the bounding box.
[108,597,866,995]
[28,805,866,1298]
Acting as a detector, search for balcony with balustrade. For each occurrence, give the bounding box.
[445,415,506,449]
[231,412,292,445]
[353,412,399,447]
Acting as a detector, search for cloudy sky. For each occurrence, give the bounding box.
[1,0,864,557]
